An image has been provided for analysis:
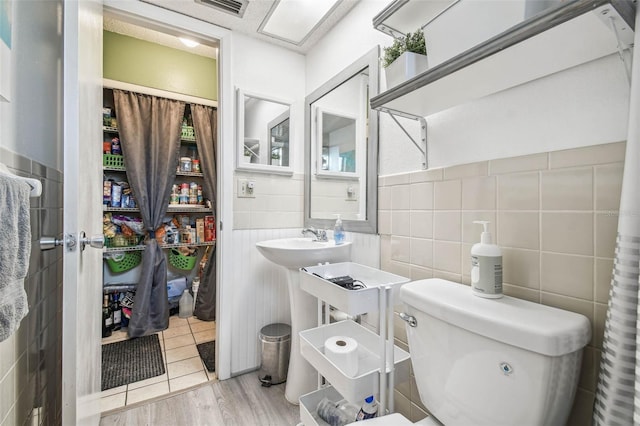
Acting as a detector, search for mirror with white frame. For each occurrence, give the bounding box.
[236,88,293,174]
[305,47,379,234]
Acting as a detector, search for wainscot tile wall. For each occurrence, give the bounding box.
[380,141,625,425]
[233,172,304,229]
[0,148,64,425]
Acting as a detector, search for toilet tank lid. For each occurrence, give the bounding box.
[400,279,591,356]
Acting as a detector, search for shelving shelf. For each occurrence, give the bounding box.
[103,125,198,145]
[373,0,459,38]
[104,240,216,253]
[104,168,203,178]
[167,206,211,213]
[176,171,204,178]
[298,262,410,423]
[370,0,635,118]
[103,205,211,213]
[103,206,139,212]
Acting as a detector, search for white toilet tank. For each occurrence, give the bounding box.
[400,279,591,426]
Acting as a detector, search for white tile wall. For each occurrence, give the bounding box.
[233,172,304,230]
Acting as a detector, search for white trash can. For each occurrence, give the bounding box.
[258,323,291,387]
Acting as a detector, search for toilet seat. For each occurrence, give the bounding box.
[346,413,442,425]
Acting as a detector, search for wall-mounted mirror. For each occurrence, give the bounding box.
[304,47,379,233]
[236,88,293,174]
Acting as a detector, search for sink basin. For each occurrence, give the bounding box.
[256,236,352,403]
[256,237,352,269]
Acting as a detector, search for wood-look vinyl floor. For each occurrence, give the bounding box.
[100,371,300,426]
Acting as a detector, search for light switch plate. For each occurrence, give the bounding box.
[237,178,255,198]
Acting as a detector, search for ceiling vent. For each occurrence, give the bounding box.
[195,0,248,17]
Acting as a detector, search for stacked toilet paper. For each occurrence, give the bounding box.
[324,336,359,377]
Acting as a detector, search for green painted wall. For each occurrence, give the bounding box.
[104,31,217,101]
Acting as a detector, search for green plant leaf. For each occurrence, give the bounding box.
[382,29,426,68]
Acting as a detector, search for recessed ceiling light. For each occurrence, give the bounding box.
[179,37,200,48]
[258,0,342,46]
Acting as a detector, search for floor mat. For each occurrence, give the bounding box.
[101,334,165,391]
[196,340,215,372]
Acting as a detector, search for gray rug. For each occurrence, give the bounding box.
[101,334,165,391]
[196,340,215,372]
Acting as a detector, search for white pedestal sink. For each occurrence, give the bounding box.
[256,237,352,404]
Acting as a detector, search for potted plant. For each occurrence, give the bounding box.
[271,152,281,166]
[383,29,428,89]
[243,147,252,163]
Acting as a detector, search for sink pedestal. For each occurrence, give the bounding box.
[284,269,318,404]
[254,237,352,404]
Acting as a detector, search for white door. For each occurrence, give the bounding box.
[62,0,104,424]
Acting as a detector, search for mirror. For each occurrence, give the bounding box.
[236,88,293,174]
[304,47,379,233]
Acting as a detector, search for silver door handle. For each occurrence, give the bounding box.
[40,234,76,251]
[80,231,104,251]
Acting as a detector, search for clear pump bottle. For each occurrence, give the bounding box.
[334,214,345,245]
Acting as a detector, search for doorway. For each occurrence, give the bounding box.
[63,2,235,421]
[99,9,222,412]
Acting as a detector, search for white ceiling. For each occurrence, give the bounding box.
[111,0,361,54]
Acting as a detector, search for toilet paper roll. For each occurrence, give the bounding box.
[324,336,359,377]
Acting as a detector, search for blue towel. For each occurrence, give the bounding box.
[0,173,31,342]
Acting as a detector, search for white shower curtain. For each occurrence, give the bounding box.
[593,7,640,426]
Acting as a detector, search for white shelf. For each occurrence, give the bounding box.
[299,386,354,426]
[167,205,211,213]
[371,0,635,118]
[300,262,410,316]
[299,320,410,405]
[176,171,204,178]
[373,0,459,38]
[103,206,139,212]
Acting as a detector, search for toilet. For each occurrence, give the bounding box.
[358,278,591,425]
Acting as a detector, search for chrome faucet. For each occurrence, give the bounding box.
[302,227,328,242]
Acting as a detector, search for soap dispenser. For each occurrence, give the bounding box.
[334,214,345,245]
[471,221,503,298]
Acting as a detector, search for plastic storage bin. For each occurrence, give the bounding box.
[258,323,291,386]
[300,262,410,315]
[105,251,142,273]
[299,319,410,404]
[300,386,349,426]
[103,154,125,169]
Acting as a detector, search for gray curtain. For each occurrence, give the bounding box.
[192,104,217,321]
[113,90,185,337]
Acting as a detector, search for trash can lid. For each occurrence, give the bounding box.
[260,323,291,342]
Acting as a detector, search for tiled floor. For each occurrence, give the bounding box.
[100,315,217,413]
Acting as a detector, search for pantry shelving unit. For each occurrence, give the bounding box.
[102,89,216,306]
[298,263,410,426]
[370,0,635,169]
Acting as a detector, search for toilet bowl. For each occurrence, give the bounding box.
[356,279,591,425]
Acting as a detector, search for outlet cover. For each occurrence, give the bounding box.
[237,178,255,198]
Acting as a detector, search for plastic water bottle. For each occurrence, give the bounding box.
[178,289,193,318]
[317,397,352,426]
[192,277,200,312]
[355,396,378,421]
